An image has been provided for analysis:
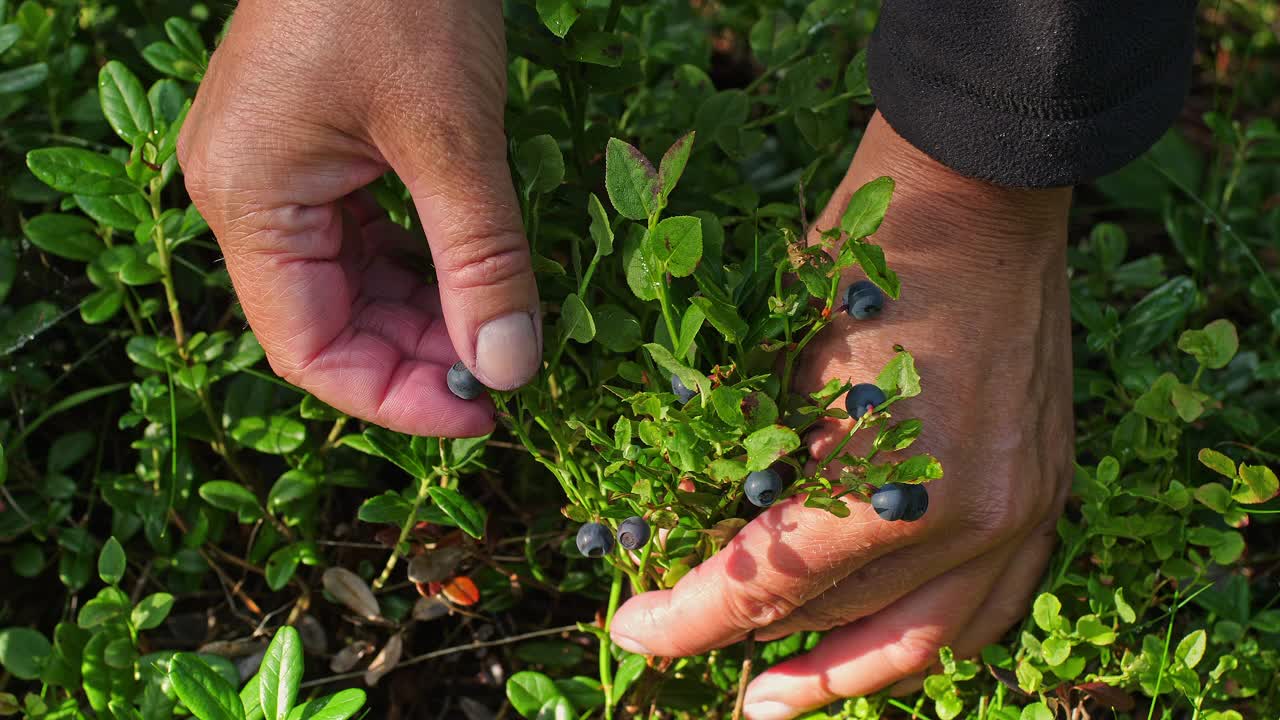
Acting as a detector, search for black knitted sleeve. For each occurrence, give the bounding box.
[866,1,1198,188]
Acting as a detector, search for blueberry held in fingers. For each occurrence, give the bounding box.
[903,483,929,522]
[617,516,651,551]
[844,280,885,320]
[845,382,886,417]
[576,522,614,558]
[447,361,487,400]
[744,468,783,508]
[671,373,697,403]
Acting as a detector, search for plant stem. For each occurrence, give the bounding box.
[601,563,625,719]
[373,472,434,591]
[732,632,756,720]
[147,185,186,349]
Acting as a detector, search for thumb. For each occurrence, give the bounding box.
[379,118,542,392]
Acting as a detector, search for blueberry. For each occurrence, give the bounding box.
[845,382,886,417]
[447,361,486,400]
[671,373,697,403]
[617,516,651,551]
[744,469,783,508]
[845,280,885,320]
[576,522,614,558]
[871,482,928,522]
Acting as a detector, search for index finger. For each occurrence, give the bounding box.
[609,493,928,658]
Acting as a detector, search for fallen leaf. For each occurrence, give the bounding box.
[412,596,450,622]
[407,546,466,584]
[364,633,403,686]
[322,567,381,621]
[329,640,375,673]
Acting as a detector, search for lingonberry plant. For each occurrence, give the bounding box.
[1,1,1278,720]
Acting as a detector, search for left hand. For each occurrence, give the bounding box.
[608,113,1075,719]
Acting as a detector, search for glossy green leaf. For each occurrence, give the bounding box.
[506,671,562,719]
[27,148,136,196]
[605,138,658,221]
[284,689,366,720]
[840,176,894,239]
[536,0,580,38]
[169,652,246,720]
[1177,319,1238,369]
[199,481,263,520]
[0,627,51,679]
[98,536,125,585]
[0,62,48,93]
[23,213,103,262]
[99,60,154,143]
[426,486,487,539]
[259,626,303,720]
[131,592,175,630]
[230,415,306,455]
[559,293,596,343]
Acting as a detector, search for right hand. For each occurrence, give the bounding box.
[179,0,540,438]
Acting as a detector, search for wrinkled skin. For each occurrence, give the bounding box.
[182,3,1074,717]
[179,0,540,439]
[609,115,1075,720]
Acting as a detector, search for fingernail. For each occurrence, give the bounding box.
[474,312,540,390]
[743,701,796,720]
[610,631,652,656]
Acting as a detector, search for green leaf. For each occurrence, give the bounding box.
[1020,704,1053,720]
[848,240,901,299]
[1177,319,1238,369]
[0,239,15,306]
[284,689,366,720]
[98,536,125,586]
[569,31,630,67]
[840,176,894,239]
[27,148,137,196]
[131,592,175,630]
[613,654,646,703]
[99,61,154,143]
[559,293,596,344]
[605,138,658,221]
[265,544,304,591]
[658,131,695,203]
[360,427,425,478]
[507,671,562,720]
[23,213,103,261]
[268,470,318,510]
[80,285,123,324]
[675,303,704,361]
[593,304,641,352]
[875,419,923,452]
[586,193,614,257]
[1134,373,1180,423]
[743,426,800,472]
[0,628,52,680]
[164,17,206,63]
[356,492,412,525]
[1234,464,1278,504]
[1175,629,1206,669]
[199,481,263,520]
[536,0,580,38]
[260,627,303,720]
[1040,636,1071,666]
[1121,276,1196,356]
[516,134,564,194]
[0,24,21,54]
[0,62,48,93]
[427,486,487,539]
[690,296,747,343]
[875,350,921,399]
[1074,615,1116,645]
[1198,448,1238,479]
[230,415,306,455]
[645,215,702,277]
[1032,593,1062,633]
[77,587,130,628]
[169,653,247,720]
[644,343,710,398]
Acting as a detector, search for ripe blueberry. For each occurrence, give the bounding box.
[671,373,696,403]
[845,382,886,417]
[744,468,783,508]
[576,522,614,558]
[617,516,651,551]
[845,280,885,320]
[870,482,928,522]
[447,361,486,400]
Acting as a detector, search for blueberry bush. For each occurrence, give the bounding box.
[1,1,1278,719]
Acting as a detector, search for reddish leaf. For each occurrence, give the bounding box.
[1074,682,1136,711]
[441,575,481,606]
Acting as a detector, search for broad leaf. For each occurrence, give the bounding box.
[840,176,894,239]
[169,653,246,720]
[98,61,153,143]
[27,148,136,196]
[605,138,658,221]
[426,486,487,539]
[259,627,303,720]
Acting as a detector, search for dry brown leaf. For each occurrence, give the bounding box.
[364,632,403,687]
[407,546,466,584]
[322,567,381,621]
[413,596,451,622]
[329,640,375,673]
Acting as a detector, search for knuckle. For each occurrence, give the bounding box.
[882,626,945,677]
[724,584,801,631]
[437,238,530,292]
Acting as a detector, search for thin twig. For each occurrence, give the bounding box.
[299,624,582,688]
[732,632,756,720]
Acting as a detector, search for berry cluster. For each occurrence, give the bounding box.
[575,515,652,558]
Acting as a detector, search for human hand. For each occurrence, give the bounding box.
[179,0,539,438]
[609,113,1075,719]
